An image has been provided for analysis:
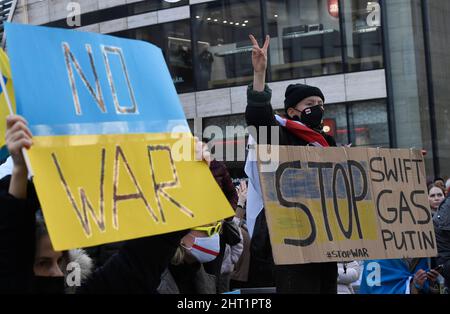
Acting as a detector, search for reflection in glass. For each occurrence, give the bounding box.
[349,99,389,147]
[342,0,384,71]
[323,104,348,145]
[324,100,389,147]
[113,20,194,93]
[45,0,189,29]
[192,0,262,90]
[203,114,248,178]
[266,0,343,81]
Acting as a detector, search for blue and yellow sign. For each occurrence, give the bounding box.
[6,23,234,250]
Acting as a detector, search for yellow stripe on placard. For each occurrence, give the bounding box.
[0,48,16,148]
[29,132,234,251]
[265,200,378,245]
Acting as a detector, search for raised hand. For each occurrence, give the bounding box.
[5,115,33,198]
[237,179,248,208]
[194,136,213,166]
[5,115,32,170]
[249,34,270,74]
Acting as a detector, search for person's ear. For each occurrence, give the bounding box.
[287,107,298,119]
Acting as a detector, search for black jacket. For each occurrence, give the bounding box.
[0,176,187,294]
[245,84,336,287]
[433,196,450,287]
[77,230,187,294]
[0,177,37,293]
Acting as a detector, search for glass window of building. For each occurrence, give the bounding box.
[113,20,194,93]
[192,0,262,90]
[46,0,188,29]
[348,99,389,147]
[323,100,388,147]
[323,104,348,145]
[202,114,248,178]
[341,0,384,71]
[266,0,343,81]
[130,0,189,14]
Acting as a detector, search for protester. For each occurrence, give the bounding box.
[244,34,337,293]
[229,228,251,290]
[157,222,222,294]
[202,156,239,292]
[157,143,239,294]
[218,217,244,293]
[230,180,252,290]
[337,261,361,294]
[433,195,450,292]
[428,184,445,216]
[445,178,450,196]
[33,210,94,294]
[359,258,440,294]
[0,115,219,294]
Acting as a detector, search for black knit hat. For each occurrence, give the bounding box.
[284,83,325,111]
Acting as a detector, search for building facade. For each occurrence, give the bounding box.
[9,0,450,179]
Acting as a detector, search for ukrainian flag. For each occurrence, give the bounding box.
[0,48,15,161]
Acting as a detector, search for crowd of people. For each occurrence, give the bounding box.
[0,34,449,294]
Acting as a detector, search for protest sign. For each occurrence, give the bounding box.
[6,23,234,250]
[257,145,436,264]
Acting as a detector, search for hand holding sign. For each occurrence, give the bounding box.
[194,136,213,166]
[5,114,32,199]
[5,115,32,167]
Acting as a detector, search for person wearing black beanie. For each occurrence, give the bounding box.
[283,83,326,132]
[245,34,337,294]
[284,83,325,110]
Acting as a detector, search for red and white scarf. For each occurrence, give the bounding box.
[275,115,329,147]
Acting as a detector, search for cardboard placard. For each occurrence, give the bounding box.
[257,145,436,264]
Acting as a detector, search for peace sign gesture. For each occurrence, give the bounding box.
[249,34,270,74]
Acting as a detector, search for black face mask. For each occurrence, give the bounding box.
[32,276,65,294]
[296,105,324,130]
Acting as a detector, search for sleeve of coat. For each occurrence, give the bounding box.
[77,230,188,294]
[245,83,278,144]
[435,230,450,283]
[0,176,36,293]
[434,197,450,283]
[209,160,238,211]
[337,261,361,285]
[230,237,244,265]
[230,217,244,265]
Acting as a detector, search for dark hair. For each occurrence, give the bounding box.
[34,210,70,272]
[36,210,48,240]
[434,177,445,184]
